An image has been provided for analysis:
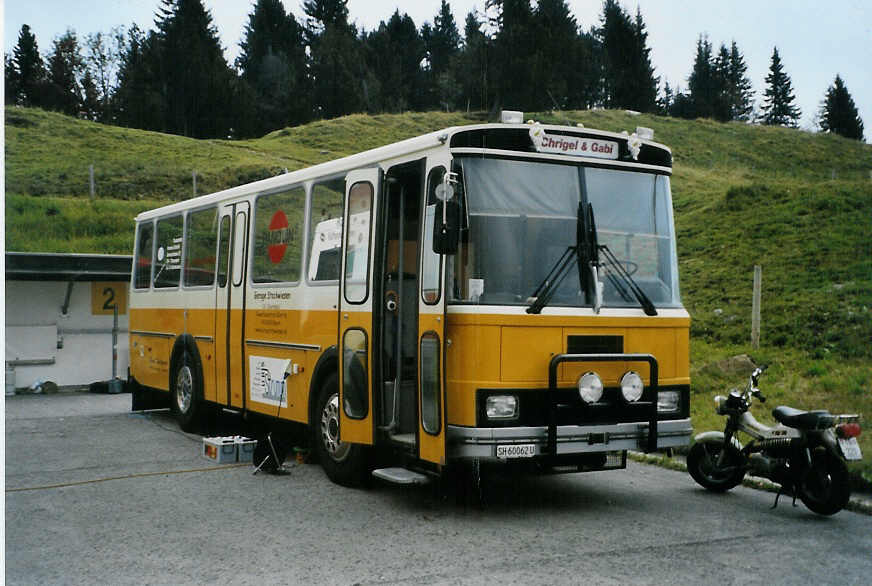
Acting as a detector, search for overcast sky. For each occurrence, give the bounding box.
[4,0,870,134]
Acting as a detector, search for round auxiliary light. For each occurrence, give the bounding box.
[620,371,644,402]
[578,372,604,404]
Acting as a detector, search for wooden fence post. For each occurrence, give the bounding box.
[89,164,95,200]
[751,265,762,349]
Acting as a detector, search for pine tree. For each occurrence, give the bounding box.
[45,30,85,116]
[710,44,731,122]
[114,25,166,132]
[364,11,425,112]
[305,0,368,118]
[819,75,864,141]
[629,6,658,112]
[686,35,714,119]
[658,80,674,115]
[156,0,237,138]
[426,0,461,76]
[760,46,800,127]
[487,0,537,110]
[531,0,587,111]
[455,11,490,112]
[80,69,101,120]
[11,24,47,107]
[598,0,657,112]
[727,41,753,121]
[422,0,462,110]
[302,0,351,37]
[237,0,310,135]
[5,53,18,104]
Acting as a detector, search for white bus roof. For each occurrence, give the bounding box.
[135,121,671,222]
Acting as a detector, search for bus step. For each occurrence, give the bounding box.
[372,467,430,485]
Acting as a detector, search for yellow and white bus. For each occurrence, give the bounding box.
[129,111,691,487]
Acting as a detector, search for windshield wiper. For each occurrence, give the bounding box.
[598,244,658,316]
[526,246,578,314]
[527,201,595,315]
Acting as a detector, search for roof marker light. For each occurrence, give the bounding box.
[635,126,654,140]
[500,110,524,124]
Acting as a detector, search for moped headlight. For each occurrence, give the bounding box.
[620,371,644,402]
[578,372,603,404]
[658,390,680,413]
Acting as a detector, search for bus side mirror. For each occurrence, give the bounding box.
[433,200,460,255]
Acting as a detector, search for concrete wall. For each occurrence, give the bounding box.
[5,280,130,389]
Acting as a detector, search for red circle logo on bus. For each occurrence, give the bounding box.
[267,210,289,264]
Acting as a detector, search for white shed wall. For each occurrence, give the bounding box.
[5,280,130,389]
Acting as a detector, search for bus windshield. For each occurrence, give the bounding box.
[449,157,681,309]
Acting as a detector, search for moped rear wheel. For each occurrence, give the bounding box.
[798,447,850,516]
[687,441,745,492]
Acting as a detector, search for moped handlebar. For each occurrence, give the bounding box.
[750,365,767,387]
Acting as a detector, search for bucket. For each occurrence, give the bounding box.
[5,365,15,396]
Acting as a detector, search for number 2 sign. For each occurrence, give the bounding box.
[91,282,128,315]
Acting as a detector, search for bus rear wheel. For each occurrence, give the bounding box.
[313,373,369,486]
[171,353,202,433]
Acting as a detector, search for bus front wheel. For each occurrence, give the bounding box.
[171,353,202,432]
[313,373,370,487]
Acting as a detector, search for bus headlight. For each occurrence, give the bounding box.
[578,372,603,404]
[620,371,644,402]
[658,390,680,413]
[486,395,518,419]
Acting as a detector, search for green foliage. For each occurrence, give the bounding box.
[819,75,865,141]
[598,0,658,112]
[761,47,801,127]
[8,24,47,108]
[236,0,309,135]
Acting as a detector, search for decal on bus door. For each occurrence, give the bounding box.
[249,355,290,408]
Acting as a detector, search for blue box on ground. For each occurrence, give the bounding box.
[235,436,257,462]
[203,437,237,464]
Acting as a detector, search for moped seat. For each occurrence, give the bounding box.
[772,406,833,430]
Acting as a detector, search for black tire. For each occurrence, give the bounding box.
[453,458,486,509]
[171,352,202,433]
[798,447,850,516]
[312,373,370,487]
[687,441,745,492]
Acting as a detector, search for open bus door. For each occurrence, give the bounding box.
[338,169,380,445]
[417,159,451,466]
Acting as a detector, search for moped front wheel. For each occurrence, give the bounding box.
[798,447,850,516]
[687,441,745,492]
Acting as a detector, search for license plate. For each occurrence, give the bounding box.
[496,444,537,459]
[838,437,863,461]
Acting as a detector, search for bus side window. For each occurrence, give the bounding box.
[308,178,345,282]
[252,187,306,284]
[184,207,218,287]
[217,215,231,288]
[154,214,183,289]
[134,221,154,289]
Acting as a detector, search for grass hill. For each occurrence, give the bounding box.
[6,106,872,482]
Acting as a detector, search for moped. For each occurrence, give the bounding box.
[688,366,862,515]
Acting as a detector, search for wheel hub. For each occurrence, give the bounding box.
[176,365,193,414]
[320,392,350,461]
